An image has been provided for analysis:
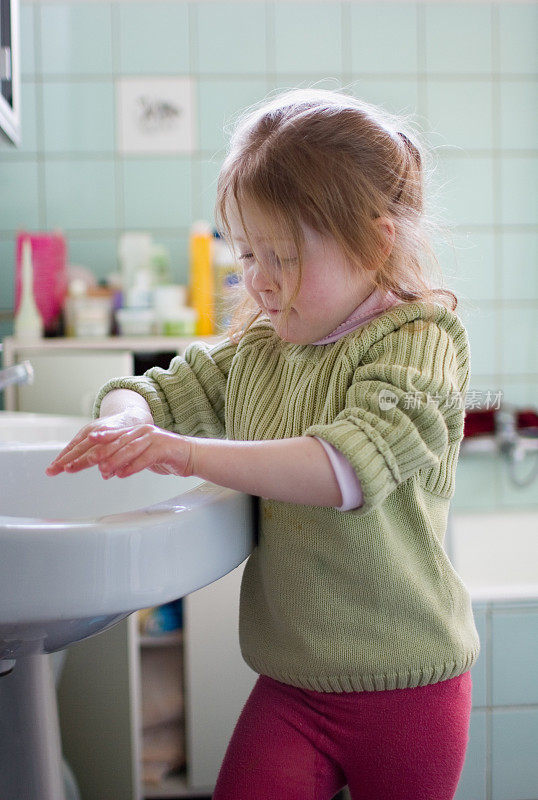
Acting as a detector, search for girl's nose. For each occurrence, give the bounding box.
[250,263,277,293]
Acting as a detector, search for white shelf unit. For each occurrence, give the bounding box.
[5,335,257,799]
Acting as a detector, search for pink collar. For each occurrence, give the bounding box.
[312,288,401,345]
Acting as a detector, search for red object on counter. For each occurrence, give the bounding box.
[463,408,496,438]
[15,232,67,333]
[463,407,538,438]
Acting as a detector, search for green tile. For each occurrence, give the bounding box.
[117,2,190,75]
[193,154,223,225]
[349,78,419,116]
[274,3,342,75]
[42,82,115,153]
[499,81,538,151]
[492,611,538,705]
[501,157,538,226]
[458,304,497,377]
[500,232,538,302]
[122,158,192,229]
[40,3,113,76]
[0,161,40,231]
[0,81,38,155]
[0,238,16,308]
[500,307,538,378]
[424,3,492,75]
[66,237,118,282]
[470,610,487,708]
[20,2,36,77]
[498,379,538,408]
[431,155,494,227]
[491,709,538,800]
[453,455,499,512]
[438,231,496,303]
[44,159,116,230]
[498,4,538,74]
[153,233,190,285]
[426,79,493,150]
[350,3,418,75]
[196,3,266,75]
[453,710,486,800]
[198,78,269,152]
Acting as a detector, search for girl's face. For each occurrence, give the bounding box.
[228,206,376,345]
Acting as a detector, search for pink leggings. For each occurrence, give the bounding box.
[213,671,471,800]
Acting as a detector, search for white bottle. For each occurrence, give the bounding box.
[14,239,44,340]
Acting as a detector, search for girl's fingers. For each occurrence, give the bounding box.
[65,428,144,473]
[100,436,154,478]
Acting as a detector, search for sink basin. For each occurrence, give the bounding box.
[0,416,254,660]
[0,412,253,800]
[0,411,89,444]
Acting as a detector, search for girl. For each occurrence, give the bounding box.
[47,89,480,800]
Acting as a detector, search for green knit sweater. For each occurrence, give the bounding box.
[95,301,480,692]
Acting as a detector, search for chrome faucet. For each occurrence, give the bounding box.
[0,361,34,392]
[495,404,538,488]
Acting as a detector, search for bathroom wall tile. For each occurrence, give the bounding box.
[117,2,190,75]
[454,710,487,800]
[197,78,268,152]
[440,231,497,303]
[0,161,40,231]
[499,81,538,151]
[491,610,538,705]
[470,608,487,707]
[44,159,116,230]
[40,3,113,76]
[0,239,15,308]
[20,2,36,78]
[457,305,497,377]
[274,3,342,75]
[42,82,115,153]
[491,709,538,800]
[500,157,538,226]
[498,379,538,409]
[152,233,190,286]
[350,3,418,75]
[122,157,192,229]
[0,81,38,155]
[424,4,492,75]
[196,3,266,75]
[193,155,222,224]
[500,307,537,377]
[430,155,494,227]
[498,4,538,75]
[349,78,420,115]
[67,237,118,283]
[425,79,493,150]
[498,460,538,510]
[453,455,499,512]
[500,232,538,302]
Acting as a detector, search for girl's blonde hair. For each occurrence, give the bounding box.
[215,88,456,339]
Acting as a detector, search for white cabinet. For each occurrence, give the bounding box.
[3,336,257,798]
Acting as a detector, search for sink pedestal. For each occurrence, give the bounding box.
[0,654,66,800]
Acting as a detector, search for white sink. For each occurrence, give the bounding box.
[0,411,88,444]
[0,412,253,800]
[0,418,253,660]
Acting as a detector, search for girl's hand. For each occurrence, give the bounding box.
[48,424,194,480]
[46,412,148,476]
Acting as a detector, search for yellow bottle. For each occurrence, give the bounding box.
[189,221,214,335]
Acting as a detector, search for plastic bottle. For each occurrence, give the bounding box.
[14,239,44,340]
[189,221,214,335]
[213,231,241,332]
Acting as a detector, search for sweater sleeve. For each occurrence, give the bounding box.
[304,318,468,515]
[92,337,238,439]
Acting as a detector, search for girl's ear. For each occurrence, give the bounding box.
[376,216,396,263]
